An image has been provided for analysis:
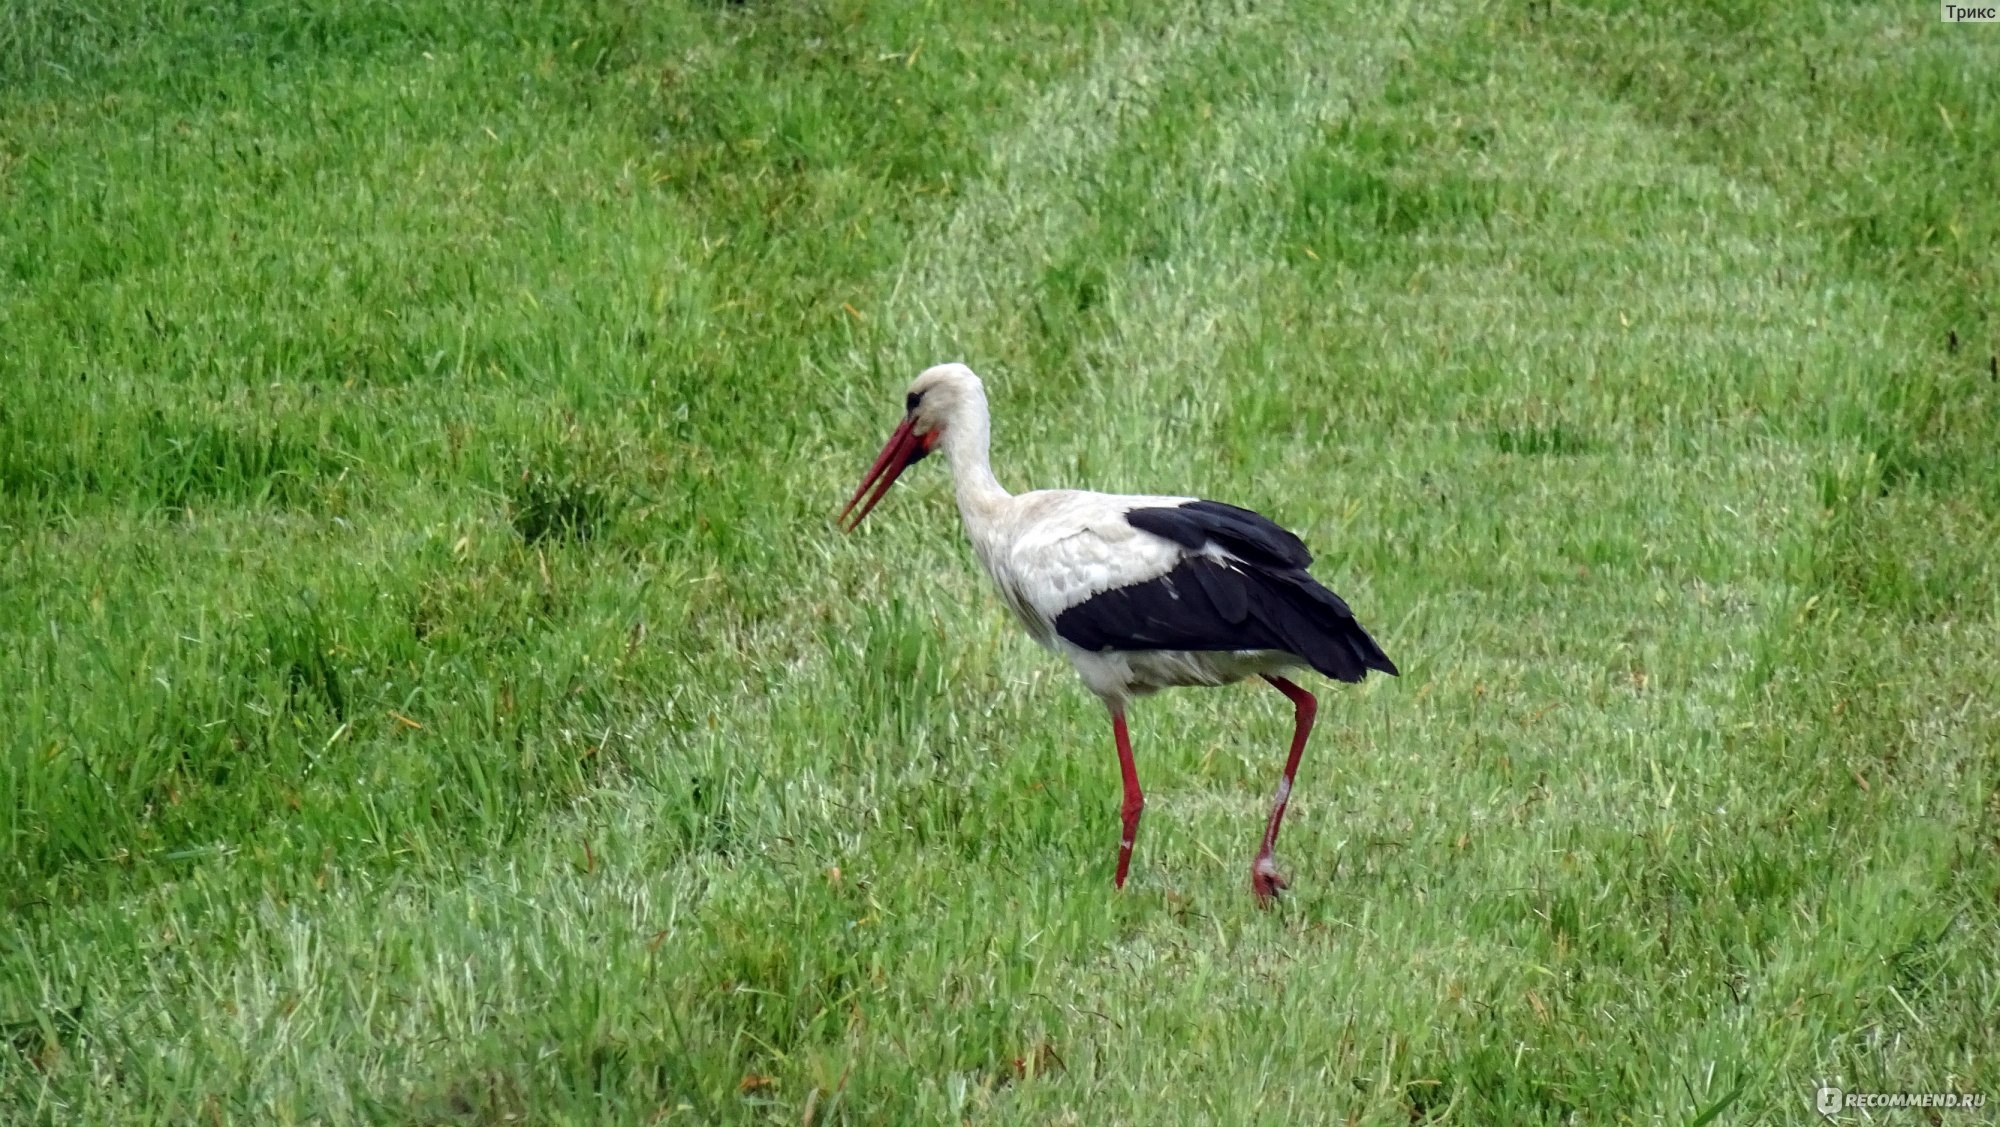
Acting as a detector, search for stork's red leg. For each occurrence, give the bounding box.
[1111,709,1144,890]
[1252,675,1318,905]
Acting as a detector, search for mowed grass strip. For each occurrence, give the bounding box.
[2,1,1996,1123]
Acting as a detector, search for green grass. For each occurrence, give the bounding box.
[3,0,1997,1122]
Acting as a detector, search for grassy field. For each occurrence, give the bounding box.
[3,0,1997,1122]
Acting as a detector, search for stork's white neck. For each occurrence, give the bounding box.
[938,386,1011,538]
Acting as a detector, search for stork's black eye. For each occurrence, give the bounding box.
[905,391,924,414]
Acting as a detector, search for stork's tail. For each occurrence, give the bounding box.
[1269,571,1399,683]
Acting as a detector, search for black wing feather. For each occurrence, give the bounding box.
[1190,555,1251,623]
[1054,500,1397,683]
[1125,499,1312,569]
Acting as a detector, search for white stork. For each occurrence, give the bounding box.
[839,363,1397,903]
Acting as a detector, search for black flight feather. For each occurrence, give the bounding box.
[1126,499,1312,570]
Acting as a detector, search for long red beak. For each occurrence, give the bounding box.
[839,417,933,531]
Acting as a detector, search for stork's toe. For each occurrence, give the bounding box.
[1250,856,1288,906]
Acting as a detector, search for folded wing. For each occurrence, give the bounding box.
[1048,499,1398,683]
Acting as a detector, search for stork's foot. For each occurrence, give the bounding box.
[1251,854,1288,906]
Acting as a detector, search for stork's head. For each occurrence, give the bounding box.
[839,363,983,530]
